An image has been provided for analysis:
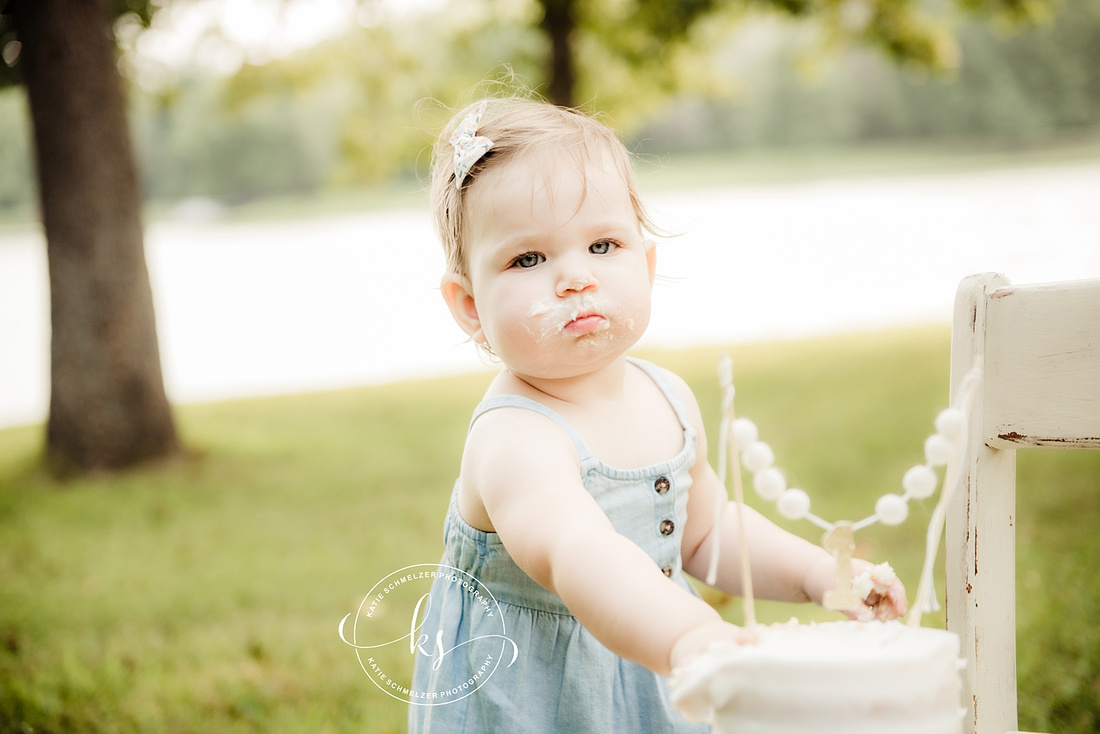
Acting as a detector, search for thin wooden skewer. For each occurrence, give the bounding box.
[712,354,756,628]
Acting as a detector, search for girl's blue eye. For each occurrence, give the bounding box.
[590,240,616,255]
[513,252,544,268]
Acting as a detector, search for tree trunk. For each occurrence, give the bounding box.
[538,0,578,108]
[11,0,180,473]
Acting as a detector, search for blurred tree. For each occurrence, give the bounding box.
[5,0,1096,221]
[634,0,1100,152]
[192,5,546,189]
[538,0,579,108]
[133,72,337,202]
[532,0,1057,109]
[1,0,180,474]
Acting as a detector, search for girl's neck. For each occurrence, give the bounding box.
[495,355,685,470]
[499,356,630,409]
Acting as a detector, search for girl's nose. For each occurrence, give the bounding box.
[556,270,598,296]
[555,251,598,295]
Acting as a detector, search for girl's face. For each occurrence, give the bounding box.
[443,150,656,383]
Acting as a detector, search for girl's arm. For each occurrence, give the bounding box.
[461,406,749,676]
[668,370,906,618]
[667,370,831,601]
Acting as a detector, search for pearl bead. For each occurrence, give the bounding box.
[753,467,786,501]
[902,464,938,499]
[777,488,811,520]
[924,434,954,467]
[731,417,759,447]
[741,441,775,473]
[719,389,964,535]
[934,408,966,441]
[876,494,909,525]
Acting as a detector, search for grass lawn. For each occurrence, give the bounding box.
[1,326,1097,732]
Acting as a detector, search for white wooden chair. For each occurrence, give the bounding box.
[946,272,1100,734]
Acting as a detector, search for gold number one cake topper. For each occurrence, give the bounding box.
[822,523,861,611]
[708,354,983,628]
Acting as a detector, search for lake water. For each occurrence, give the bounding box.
[2,162,1099,429]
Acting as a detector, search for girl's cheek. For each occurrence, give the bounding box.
[520,302,557,344]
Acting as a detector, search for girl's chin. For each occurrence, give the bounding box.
[513,336,642,378]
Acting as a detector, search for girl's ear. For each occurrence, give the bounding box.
[644,239,658,285]
[441,273,486,343]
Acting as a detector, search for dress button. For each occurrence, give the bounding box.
[662,566,673,577]
[659,519,675,536]
[654,476,670,495]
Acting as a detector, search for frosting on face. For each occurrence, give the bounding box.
[523,294,637,343]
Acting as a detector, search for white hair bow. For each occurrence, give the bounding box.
[450,101,494,189]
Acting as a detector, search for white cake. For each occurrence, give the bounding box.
[671,620,965,734]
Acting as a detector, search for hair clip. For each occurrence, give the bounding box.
[450,101,494,190]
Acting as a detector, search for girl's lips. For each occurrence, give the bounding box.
[524,296,613,341]
[564,313,608,334]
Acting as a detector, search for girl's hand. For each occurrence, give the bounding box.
[803,554,908,622]
[849,559,908,621]
[669,619,755,672]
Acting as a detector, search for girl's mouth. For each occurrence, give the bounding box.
[526,296,611,341]
[563,313,608,334]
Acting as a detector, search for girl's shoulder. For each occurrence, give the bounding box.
[628,359,704,423]
[463,386,585,472]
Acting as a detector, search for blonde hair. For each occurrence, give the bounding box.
[430,97,656,278]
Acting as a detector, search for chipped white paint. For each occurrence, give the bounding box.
[946,272,1100,734]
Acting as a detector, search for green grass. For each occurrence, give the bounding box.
[2,327,1098,732]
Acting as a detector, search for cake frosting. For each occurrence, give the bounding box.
[671,620,965,734]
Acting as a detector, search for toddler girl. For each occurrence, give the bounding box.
[409,97,906,733]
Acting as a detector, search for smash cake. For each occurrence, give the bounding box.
[669,358,980,734]
[671,620,965,734]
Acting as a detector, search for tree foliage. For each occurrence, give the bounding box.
[129,1,546,198]
[535,0,1061,111]
[0,0,1098,211]
[635,0,1100,152]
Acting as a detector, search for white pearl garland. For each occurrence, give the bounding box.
[753,467,786,501]
[875,494,909,525]
[741,441,775,474]
[902,465,938,499]
[731,405,968,532]
[710,355,984,627]
[777,488,812,521]
[731,417,758,447]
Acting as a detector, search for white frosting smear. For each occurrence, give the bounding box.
[852,561,897,602]
[524,294,619,342]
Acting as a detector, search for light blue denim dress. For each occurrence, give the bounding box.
[408,359,711,733]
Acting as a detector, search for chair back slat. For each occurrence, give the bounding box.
[984,279,1100,449]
